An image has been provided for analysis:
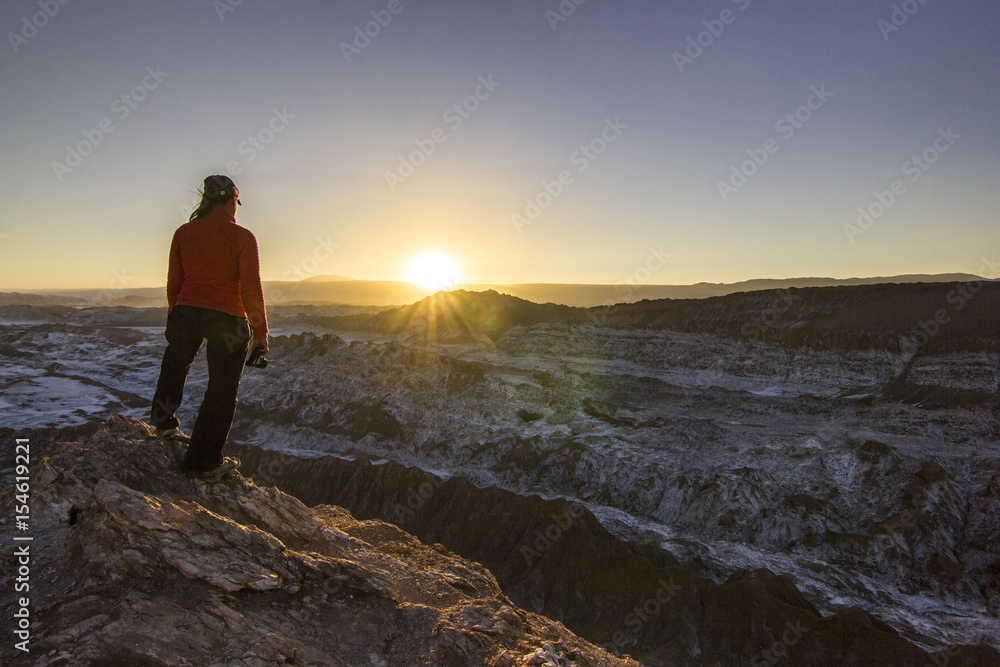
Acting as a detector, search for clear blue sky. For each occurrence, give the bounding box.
[1,0,997,289]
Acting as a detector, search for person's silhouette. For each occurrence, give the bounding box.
[150,175,268,481]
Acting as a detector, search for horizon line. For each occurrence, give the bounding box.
[1,271,992,293]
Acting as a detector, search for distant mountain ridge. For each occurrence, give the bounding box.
[455,273,987,307]
[300,273,355,282]
[3,273,987,308]
[325,281,1000,354]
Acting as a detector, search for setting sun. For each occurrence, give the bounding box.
[405,252,461,290]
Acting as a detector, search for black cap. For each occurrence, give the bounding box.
[204,174,240,204]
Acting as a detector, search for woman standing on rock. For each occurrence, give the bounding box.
[150,175,268,482]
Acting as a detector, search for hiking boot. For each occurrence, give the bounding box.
[157,427,191,443]
[187,457,241,483]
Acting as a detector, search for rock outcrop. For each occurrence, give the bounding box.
[0,417,640,667]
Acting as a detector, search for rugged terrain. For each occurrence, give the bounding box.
[0,417,641,667]
[1,282,999,665]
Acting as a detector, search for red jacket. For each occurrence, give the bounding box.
[167,208,268,340]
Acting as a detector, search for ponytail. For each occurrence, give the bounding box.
[188,174,239,222]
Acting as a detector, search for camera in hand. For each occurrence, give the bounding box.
[246,345,269,369]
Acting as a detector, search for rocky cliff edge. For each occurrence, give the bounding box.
[0,416,640,667]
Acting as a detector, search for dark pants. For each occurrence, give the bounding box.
[150,305,250,471]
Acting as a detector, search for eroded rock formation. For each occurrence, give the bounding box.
[0,417,639,667]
